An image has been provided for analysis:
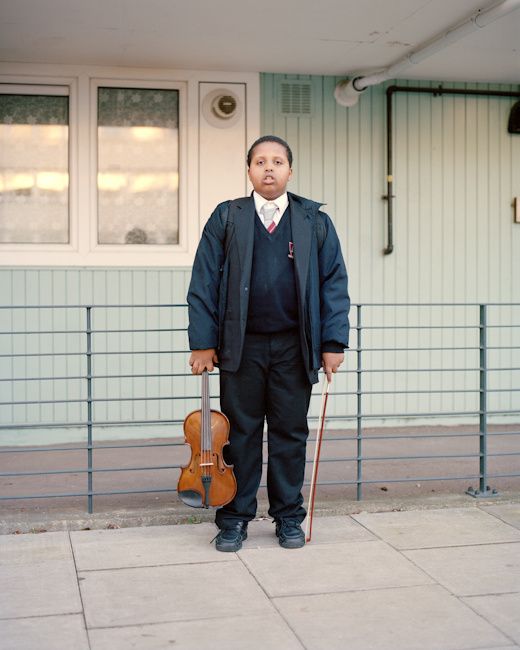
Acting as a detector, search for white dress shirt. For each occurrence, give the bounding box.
[253,191,289,228]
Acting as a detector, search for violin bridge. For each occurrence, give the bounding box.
[199,462,214,467]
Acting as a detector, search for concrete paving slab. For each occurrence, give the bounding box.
[481,503,520,530]
[404,542,520,596]
[0,531,73,566]
[0,614,89,650]
[0,532,82,619]
[273,585,511,650]
[243,515,376,549]
[352,507,520,549]
[80,560,273,628]
[463,593,520,645]
[70,523,229,570]
[88,612,304,650]
[239,539,432,597]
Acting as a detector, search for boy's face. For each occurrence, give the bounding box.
[247,141,292,200]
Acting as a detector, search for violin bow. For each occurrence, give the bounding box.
[305,374,330,543]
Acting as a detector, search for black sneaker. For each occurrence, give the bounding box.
[214,522,248,552]
[275,518,305,549]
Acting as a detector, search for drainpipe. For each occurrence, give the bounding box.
[383,85,520,255]
[335,0,520,108]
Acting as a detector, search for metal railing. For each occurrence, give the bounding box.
[0,303,519,513]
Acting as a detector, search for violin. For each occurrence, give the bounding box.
[177,370,237,508]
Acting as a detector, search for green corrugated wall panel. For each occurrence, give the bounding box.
[260,74,520,306]
[0,268,196,444]
[260,73,520,421]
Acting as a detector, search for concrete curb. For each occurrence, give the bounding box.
[3,490,520,535]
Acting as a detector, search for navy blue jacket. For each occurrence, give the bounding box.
[187,192,350,384]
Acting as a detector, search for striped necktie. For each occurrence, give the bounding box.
[261,202,278,233]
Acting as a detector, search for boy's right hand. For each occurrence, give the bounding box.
[189,349,218,374]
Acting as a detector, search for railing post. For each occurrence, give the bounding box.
[467,304,498,498]
[86,306,94,513]
[356,305,363,500]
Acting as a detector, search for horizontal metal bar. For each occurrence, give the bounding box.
[363,347,520,353]
[301,474,481,486]
[309,430,520,442]
[329,410,485,420]
[308,452,482,463]
[361,346,480,352]
[0,352,87,359]
[0,441,184,453]
[1,387,487,406]
[487,346,520,350]
[316,389,481,396]
[487,451,520,457]
[0,327,186,335]
[346,367,482,373]
[0,372,196,382]
[0,465,181,478]
[0,418,184,431]
[353,325,481,330]
[483,324,520,329]
[0,487,178,500]
[4,408,519,433]
[0,350,188,358]
[1,395,194,407]
[0,303,187,309]
[3,386,515,400]
[348,302,520,307]
[1,302,519,309]
[3,452,492,477]
[0,362,514,374]
[2,429,518,454]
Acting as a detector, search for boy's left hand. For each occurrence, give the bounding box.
[321,352,344,383]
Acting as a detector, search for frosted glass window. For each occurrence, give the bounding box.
[0,93,69,244]
[97,87,179,245]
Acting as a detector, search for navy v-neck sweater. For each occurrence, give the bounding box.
[246,211,299,334]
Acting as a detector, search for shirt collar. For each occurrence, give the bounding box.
[253,191,289,224]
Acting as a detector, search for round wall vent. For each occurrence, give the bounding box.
[202,88,242,128]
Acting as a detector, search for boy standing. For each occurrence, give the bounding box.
[187,135,350,551]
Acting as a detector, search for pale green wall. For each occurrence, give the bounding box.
[261,74,520,305]
[1,74,519,444]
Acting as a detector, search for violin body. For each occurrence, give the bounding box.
[177,372,237,508]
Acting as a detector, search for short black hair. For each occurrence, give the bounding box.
[247,135,293,168]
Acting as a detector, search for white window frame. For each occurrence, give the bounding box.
[88,78,187,264]
[0,79,78,254]
[0,64,260,267]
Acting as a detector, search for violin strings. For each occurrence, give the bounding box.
[201,370,211,481]
[203,371,208,478]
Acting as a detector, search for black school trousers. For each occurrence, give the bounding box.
[215,329,312,529]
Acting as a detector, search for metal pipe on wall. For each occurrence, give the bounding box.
[335,0,520,108]
[383,85,520,255]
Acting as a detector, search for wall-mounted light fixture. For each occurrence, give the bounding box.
[201,88,242,129]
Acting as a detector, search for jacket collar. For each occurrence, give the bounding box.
[230,193,320,300]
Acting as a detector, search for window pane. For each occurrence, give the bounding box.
[97,87,179,245]
[0,93,69,244]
